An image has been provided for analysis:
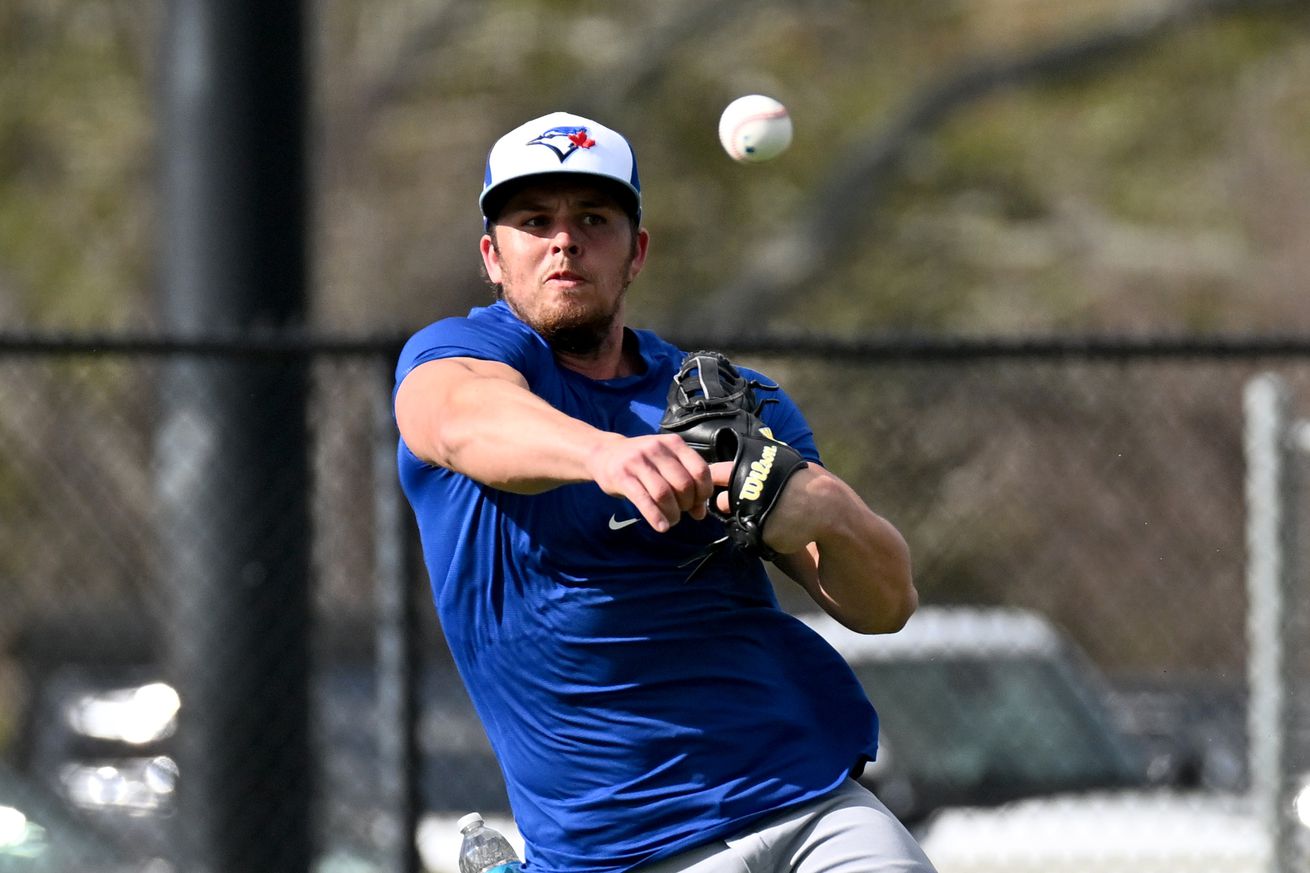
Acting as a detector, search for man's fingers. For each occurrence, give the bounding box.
[699,461,732,516]
[637,466,685,531]
[633,492,673,532]
[631,439,712,528]
[614,466,677,532]
[666,442,714,518]
[593,435,716,531]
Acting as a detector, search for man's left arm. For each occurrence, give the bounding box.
[716,462,916,634]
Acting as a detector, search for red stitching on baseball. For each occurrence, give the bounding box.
[727,108,789,160]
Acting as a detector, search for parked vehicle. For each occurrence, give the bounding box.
[798,606,1279,873]
[0,759,148,873]
[15,653,513,873]
[801,607,1149,824]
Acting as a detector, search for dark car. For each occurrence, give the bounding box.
[799,606,1154,824]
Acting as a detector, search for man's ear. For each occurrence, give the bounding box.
[628,227,650,282]
[480,233,503,284]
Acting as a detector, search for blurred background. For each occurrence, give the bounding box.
[2,1,1310,871]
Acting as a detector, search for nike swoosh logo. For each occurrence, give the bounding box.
[608,515,639,530]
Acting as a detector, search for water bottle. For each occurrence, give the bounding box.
[457,812,522,873]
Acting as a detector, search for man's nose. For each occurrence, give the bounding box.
[550,226,582,255]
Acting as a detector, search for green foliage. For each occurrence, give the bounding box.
[0,1,152,328]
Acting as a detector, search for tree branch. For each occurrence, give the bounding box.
[686,0,1309,332]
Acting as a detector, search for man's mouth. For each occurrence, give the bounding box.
[546,268,586,285]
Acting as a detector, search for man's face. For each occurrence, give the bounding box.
[481,179,648,355]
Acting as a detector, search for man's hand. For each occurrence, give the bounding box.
[587,433,715,533]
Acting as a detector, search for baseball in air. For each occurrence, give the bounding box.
[718,94,793,163]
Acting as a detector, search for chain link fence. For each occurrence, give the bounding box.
[0,335,1307,873]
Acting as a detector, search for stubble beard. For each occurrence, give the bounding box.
[528,286,626,356]
[495,265,633,358]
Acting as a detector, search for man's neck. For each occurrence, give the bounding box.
[554,326,642,380]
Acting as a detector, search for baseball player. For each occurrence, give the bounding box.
[393,111,935,873]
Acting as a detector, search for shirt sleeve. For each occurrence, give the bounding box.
[394,304,541,394]
[739,366,822,466]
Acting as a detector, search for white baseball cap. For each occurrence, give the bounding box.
[480,111,642,224]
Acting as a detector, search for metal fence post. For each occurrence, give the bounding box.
[1244,373,1301,873]
[374,358,422,873]
[158,0,310,865]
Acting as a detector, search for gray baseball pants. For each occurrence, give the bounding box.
[636,779,938,873]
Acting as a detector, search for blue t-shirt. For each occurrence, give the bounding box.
[395,301,878,873]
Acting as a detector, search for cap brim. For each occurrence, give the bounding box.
[480,173,641,225]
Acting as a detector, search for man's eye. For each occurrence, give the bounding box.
[581,213,606,226]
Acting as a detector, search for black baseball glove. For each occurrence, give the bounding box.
[657,350,771,459]
[659,351,808,571]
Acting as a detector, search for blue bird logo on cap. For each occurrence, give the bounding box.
[527,126,597,162]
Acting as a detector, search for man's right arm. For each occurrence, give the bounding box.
[394,357,713,532]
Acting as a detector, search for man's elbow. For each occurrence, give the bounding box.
[883,585,920,633]
[847,582,918,635]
